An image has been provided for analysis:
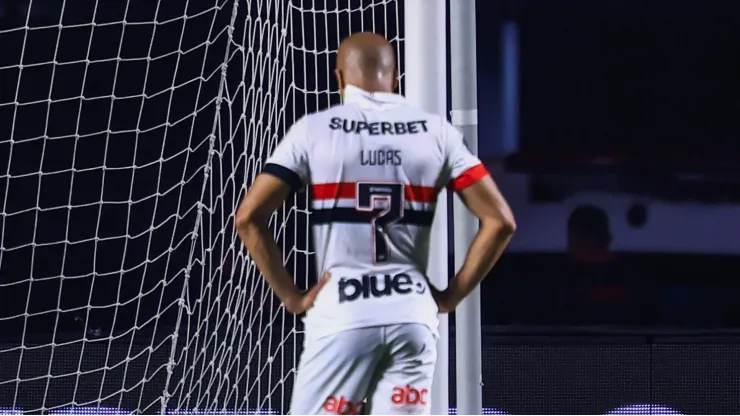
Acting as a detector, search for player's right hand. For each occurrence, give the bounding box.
[284,272,331,314]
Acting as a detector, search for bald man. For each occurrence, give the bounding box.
[236,32,515,414]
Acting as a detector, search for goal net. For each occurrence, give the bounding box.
[0,0,403,414]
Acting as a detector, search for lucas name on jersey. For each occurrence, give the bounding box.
[329,117,428,136]
[360,150,402,166]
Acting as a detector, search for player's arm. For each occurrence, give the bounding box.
[445,175,515,311]
[437,125,516,312]
[234,118,327,314]
[235,174,303,311]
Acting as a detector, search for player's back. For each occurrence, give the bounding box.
[311,96,444,274]
[265,85,487,338]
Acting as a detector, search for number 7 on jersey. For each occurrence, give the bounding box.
[355,182,405,263]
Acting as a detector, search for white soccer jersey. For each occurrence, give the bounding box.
[263,85,488,338]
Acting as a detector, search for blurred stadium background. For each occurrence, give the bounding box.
[1,0,740,414]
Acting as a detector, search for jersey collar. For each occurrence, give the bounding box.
[343,84,406,108]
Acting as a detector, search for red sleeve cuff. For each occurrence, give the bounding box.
[448,163,489,191]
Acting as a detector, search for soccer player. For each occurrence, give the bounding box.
[235,32,516,415]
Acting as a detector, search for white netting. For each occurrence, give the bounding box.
[0,0,403,413]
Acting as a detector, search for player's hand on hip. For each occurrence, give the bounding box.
[284,272,330,314]
[426,278,460,313]
[432,288,459,313]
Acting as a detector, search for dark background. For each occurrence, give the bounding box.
[479,0,740,151]
[1,0,740,414]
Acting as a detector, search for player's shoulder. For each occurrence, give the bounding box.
[394,105,462,147]
[293,104,352,133]
[302,102,363,121]
[384,102,460,140]
[283,108,340,144]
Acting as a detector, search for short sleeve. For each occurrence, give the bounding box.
[263,117,310,190]
[443,122,489,190]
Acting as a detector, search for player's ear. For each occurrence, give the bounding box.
[335,69,345,98]
[393,69,399,92]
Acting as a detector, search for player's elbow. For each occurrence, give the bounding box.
[234,208,252,233]
[502,210,517,235]
[502,216,517,237]
[234,200,268,233]
[481,213,516,240]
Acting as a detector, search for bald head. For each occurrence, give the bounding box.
[335,32,397,94]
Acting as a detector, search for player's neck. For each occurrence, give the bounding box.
[345,81,394,94]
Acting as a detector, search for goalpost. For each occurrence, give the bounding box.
[0,0,480,414]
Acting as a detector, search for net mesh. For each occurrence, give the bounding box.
[0,0,403,413]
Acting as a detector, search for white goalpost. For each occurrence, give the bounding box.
[0,0,479,414]
[402,1,449,415]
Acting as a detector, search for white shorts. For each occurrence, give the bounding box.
[289,323,437,415]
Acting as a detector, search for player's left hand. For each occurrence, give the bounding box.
[284,272,331,314]
[425,278,460,313]
[430,287,460,313]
